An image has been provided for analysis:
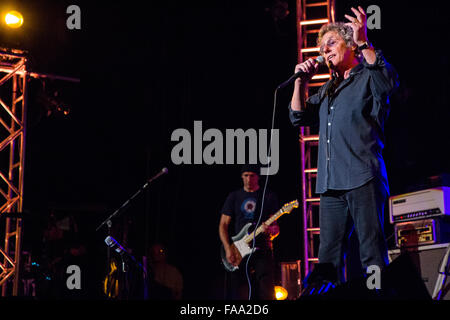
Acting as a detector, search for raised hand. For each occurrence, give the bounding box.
[344,6,368,46]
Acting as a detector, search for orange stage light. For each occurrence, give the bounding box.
[274,286,288,300]
[5,10,24,28]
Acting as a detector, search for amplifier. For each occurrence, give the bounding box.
[280,261,302,300]
[394,218,450,248]
[388,243,450,300]
[389,186,450,223]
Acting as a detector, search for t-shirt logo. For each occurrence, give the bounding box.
[241,197,257,220]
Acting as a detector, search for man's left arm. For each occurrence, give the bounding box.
[261,192,280,240]
[363,49,399,100]
[346,6,399,97]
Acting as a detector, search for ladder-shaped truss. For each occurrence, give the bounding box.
[0,48,79,297]
[0,48,28,296]
[296,0,335,278]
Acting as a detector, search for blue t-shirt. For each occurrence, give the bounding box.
[221,188,279,248]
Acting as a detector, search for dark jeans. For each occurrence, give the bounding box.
[318,177,389,283]
[225,249,275,300]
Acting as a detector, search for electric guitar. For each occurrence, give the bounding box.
[221,200,299,272]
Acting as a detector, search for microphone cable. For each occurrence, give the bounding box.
[244,56,323,299]
[245,86,279,300]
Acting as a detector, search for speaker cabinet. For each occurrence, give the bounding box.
[388,243,450,300]
[280,261,302,300]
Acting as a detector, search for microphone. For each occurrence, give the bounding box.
[105,236,139,272]
[277,56,325,89]
[147,167,168,183]
[105,235,128,256]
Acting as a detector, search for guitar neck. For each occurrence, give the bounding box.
[243,208,284,244]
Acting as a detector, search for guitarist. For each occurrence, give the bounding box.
[218,164,280,300]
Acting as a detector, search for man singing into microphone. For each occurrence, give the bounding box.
[288,7,399,283]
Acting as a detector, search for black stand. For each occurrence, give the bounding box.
[95,168,168,232]
[119,251,149,299]
[95,168,167,299]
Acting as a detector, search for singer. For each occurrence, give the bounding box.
[288,6,399,284]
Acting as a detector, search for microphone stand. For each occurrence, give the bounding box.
[95,168,168,299]
[119,249,141,299]
[95,168,168,232]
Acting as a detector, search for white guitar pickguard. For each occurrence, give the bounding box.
[233,238,252,259]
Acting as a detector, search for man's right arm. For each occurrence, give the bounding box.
[219,214,241,266]
[291,79,309,112]
[289,58,321,127]
[290,58,320,111]
[219,214,232,250]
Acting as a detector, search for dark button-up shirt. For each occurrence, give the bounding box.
[289,50,399,194]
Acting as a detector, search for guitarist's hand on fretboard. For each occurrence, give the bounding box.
[261,222,280,240]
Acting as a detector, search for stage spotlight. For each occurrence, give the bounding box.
[274,286,288,300]
[36,86,72,119]
[5,10,23,28]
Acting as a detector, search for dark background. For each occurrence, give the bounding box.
[0,0,448,299]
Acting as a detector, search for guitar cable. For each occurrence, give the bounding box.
[245,86,279,300]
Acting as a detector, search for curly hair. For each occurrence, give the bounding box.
[317,22,362,59]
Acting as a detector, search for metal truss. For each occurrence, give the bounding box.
[0,45,80,296]
[0,48,28,295]
[296,0,335,279]
[0,47,80,296]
